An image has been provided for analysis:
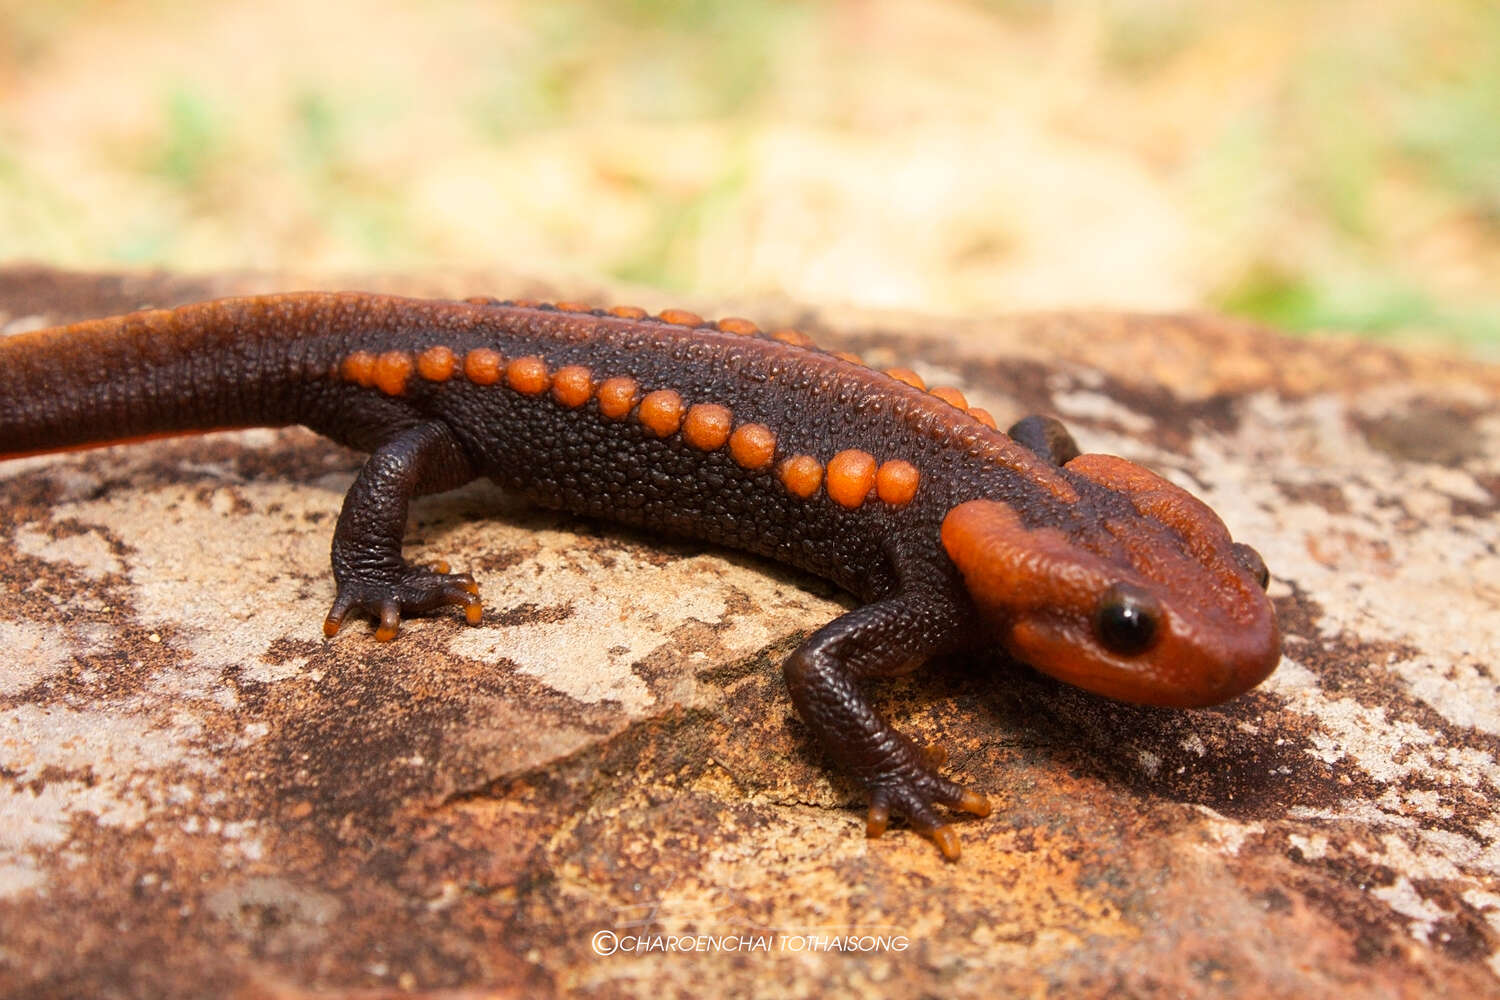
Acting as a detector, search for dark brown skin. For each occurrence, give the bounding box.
[0,292,1281,859]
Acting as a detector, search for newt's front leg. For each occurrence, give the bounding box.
[783,594,992,860]
[1007,414,1080,466]
[323,420,484,641]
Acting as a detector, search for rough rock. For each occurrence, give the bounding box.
[1,266,1498,998]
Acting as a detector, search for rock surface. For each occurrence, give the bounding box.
[1,267,1498,998]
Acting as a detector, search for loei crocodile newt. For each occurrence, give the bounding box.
[0,292,1281,859]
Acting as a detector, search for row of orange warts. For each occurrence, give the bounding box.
[338,347,922,509]
[473,298,1000,431]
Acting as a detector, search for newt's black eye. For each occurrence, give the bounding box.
[1095,583,1160,657]
[1232,542,1270,590]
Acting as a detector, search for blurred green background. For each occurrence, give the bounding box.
[1,0,1496,355]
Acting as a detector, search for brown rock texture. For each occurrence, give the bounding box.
[1,267,1498,998]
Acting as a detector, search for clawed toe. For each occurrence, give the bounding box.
[928,824,960,861]
[375,602,402,641]
[863,750,989,861]
[323,563,484,640]
[956,788,991,817]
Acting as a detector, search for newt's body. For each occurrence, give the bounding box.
[0,293,1280,858]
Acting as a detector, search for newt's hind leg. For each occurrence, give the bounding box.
[1006,414,1080,466]
[323,420,483,641]
[784,593,991,860]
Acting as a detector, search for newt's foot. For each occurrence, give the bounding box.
[323,562,482,641]
[864,744,990,861]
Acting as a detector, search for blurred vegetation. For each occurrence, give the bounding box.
[0,0,1495,354]
[1186,1,1500,351]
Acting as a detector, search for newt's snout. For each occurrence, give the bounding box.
[941,454,1280,707]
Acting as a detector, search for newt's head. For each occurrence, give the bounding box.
[940,453,1279,708]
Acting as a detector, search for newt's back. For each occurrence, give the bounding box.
[1,292,1061,597]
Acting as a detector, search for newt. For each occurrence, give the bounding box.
[0,293,1280,859]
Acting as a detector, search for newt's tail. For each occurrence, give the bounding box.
[0,294,365,460]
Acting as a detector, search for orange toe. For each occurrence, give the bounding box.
[929,825,961,861]
[958,789,991,817]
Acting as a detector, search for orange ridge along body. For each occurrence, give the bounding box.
[0,293,1280,859]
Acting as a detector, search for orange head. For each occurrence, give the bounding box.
[940,453,1279,707]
